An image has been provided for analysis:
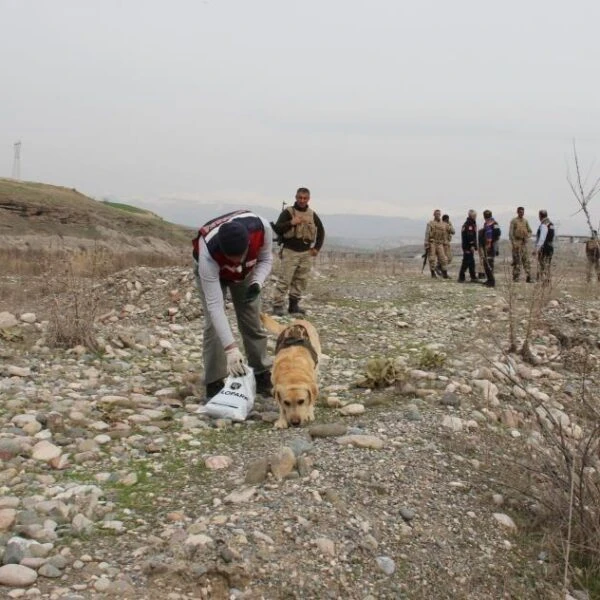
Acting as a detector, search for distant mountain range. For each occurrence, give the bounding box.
[127,200,427,250]
[128,198,597,250]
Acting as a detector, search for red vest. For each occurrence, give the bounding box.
[193,211,265,282]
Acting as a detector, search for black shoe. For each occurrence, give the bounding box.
[255,370,272,396]
[526,275,533,283]
[430,269,438,279]
[288,297,306,315]
[478,273,486,279]
[468,279,480,283]
[272,305,285,316]
[483,280,496,288]
[205,379,224,400]
[457,278,466,283]
[441,270,449,279]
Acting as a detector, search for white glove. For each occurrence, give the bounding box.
[226,347,247,377]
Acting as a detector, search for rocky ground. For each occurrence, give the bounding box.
[0,255,599,599]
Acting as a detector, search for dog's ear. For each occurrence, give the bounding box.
[308,383,318,405]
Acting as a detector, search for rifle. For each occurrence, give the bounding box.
[421,249,429,273]
[270,201,288,258]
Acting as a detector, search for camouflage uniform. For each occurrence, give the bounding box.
[586,236,600,282]
[509,216,532,281]
[442,219,455,264]
[425,215,448,278]
[271,200,325,314]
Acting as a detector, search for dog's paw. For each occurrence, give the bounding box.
[274,418,289,429]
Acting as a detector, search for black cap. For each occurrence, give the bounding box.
[218,221,249,256]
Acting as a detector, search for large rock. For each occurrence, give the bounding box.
[31,441,62,462]
[0,312,18,329]
[0,564,38,586]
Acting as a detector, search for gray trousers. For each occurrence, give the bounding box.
[195,273,271,385]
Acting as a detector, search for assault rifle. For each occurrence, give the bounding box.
[270,201,288,257]
[421,248,429,273]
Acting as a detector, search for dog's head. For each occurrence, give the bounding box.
[273,383,318,427]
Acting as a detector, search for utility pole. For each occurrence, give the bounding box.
[12,141,21,180]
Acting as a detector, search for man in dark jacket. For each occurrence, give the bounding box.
[479,209,501,287]
[534,209,554,283]
[457,210,479,283]
[271,187,325,315]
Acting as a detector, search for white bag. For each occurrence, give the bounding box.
[200,366,256,421]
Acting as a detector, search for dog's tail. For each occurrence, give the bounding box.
[260,312,286,335]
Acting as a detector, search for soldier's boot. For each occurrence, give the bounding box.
[526,275,533,283]
[478,272,486,279]
[288,296,306,315]
[441,270,449,279]
[272,305,285,316]
[430,269,438,279]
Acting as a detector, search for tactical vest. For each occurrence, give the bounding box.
[536,218,554,250]
[511,217,530,240]
[283,206,317,244]
[428,219,446,244]
[192,211,265,282]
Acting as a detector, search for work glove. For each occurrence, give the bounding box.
[244,282,261,304]
[226,347,247,377]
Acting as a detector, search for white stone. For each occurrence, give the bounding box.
[315,537,336,556]
[224,487,257,504]
[336,435,384,449]
[31,441,61,462]
[0,508,17,531]
[19,313,37,324]
[6,366,31,378]
[204,455,233,470]
[339,403,365,416]
[493,513,517,530]
[0,312,18,329]
[185,534,213,547]
[0,564,38,587]
[442,415,463,432]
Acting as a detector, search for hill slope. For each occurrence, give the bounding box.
[0,178,194,251]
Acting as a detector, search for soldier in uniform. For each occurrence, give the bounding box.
[424,209,449,279]
[509,206,533,282]
[585,230,600,283]
[534,209,554,283]
[457,210,479,282]
[271,187,325,315]
[442,214,455,265]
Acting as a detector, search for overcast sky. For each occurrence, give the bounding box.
[3,0,600,231]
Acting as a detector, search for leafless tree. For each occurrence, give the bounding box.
[567,140,600,235]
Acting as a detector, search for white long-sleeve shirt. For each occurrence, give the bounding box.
[197,217,273,348]
[536,222,548,250]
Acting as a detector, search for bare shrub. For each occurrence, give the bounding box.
[44,249,103,352]
[495,283,600,594]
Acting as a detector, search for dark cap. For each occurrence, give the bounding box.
[218,221,249,256]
